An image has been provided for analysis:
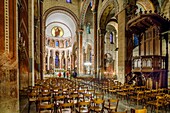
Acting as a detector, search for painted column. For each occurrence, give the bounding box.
[78,29,83,75]
[92,10,97,78]
[98,29,106,79]
[117,9,126,84]
[28,0,34,86]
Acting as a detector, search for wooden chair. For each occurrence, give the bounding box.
[54,95,65,112]
[104,99,119,113]
[90,98,105,112]
[94,92,104,99]
[83,93,92,102]
[58,102,74,113]
[28,92,38,113]
[76,101,91,113]
[131,107,147,113]
[110,110,127,113]
[38,104,54,113]
[147,95,167,113]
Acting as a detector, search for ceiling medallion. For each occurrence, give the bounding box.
[51,26,64,37]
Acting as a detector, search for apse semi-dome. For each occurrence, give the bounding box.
[46,22,71,38]
[45,12,76,38]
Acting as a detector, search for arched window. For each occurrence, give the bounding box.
[66,41,68,47]
[90,1,93,7]
[56,41,59,47]
[90,51,92,62]
[55,55,59,68]
[86,23,90,34]
[48,40,50,45]
[110,32,113,44]
[134,34,139,48]
[66,0,71,3]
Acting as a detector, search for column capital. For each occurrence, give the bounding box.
[91,5,96,13]
[77,29,84,34]
[98,29,106,36]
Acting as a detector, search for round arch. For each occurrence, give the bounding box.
[43,6,79,28]
[98,0,119,29]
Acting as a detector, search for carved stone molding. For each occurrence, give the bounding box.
[4,0,9,53]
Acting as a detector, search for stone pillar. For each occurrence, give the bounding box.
[168,32,170,87]
[40,0,44,79]
[28,0,34,86]
[92,10,97,78]
[98,29,106,79]
[117,9,126,84]
[64,53,68,70]
[71,54,75,70]
[97,29,101,79]
[78,29,83,75]
[36,0,41,79]
[59,54,62,69]
[53,56,55,73]
[47,56,50,70]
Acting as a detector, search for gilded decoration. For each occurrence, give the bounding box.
[51,26,64,37]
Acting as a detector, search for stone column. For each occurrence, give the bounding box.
[78,29,83,75]
[36,0,41,79]
[28,0,34,86]
[92,10,97,78]
[40,0,44,79]
[71,54,75,70]
[59,54,62,69]
[98,29,106,79]
[64,53,68,70]
[168,32,170,87]
[47,49,50,70]
[53,56,55,73]
[117,9,126,84]
[47,56,49,70]
[97,29,101,79]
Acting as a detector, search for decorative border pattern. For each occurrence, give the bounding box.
[79,0,90,27]
[4,0,9,53]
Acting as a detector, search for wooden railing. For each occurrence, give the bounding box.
[132,55,166,72]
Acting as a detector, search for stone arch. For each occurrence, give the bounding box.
[98,0,119,29]
[43,6,79,28]
[79,0,91,27]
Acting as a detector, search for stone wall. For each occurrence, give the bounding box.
[0,0,19,112]
[43,0,80,18]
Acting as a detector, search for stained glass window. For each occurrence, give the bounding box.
[90,51,92,62]
[90,1,93,7]
[86,23,90,34]
[66,0,71,3]
[66,41,68,47]
[134,34,139,48]
[56,41,59,47]
[55,56,59,67]
[110,32,113,44]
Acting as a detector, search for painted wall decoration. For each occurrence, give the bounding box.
[51,26,64,37]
